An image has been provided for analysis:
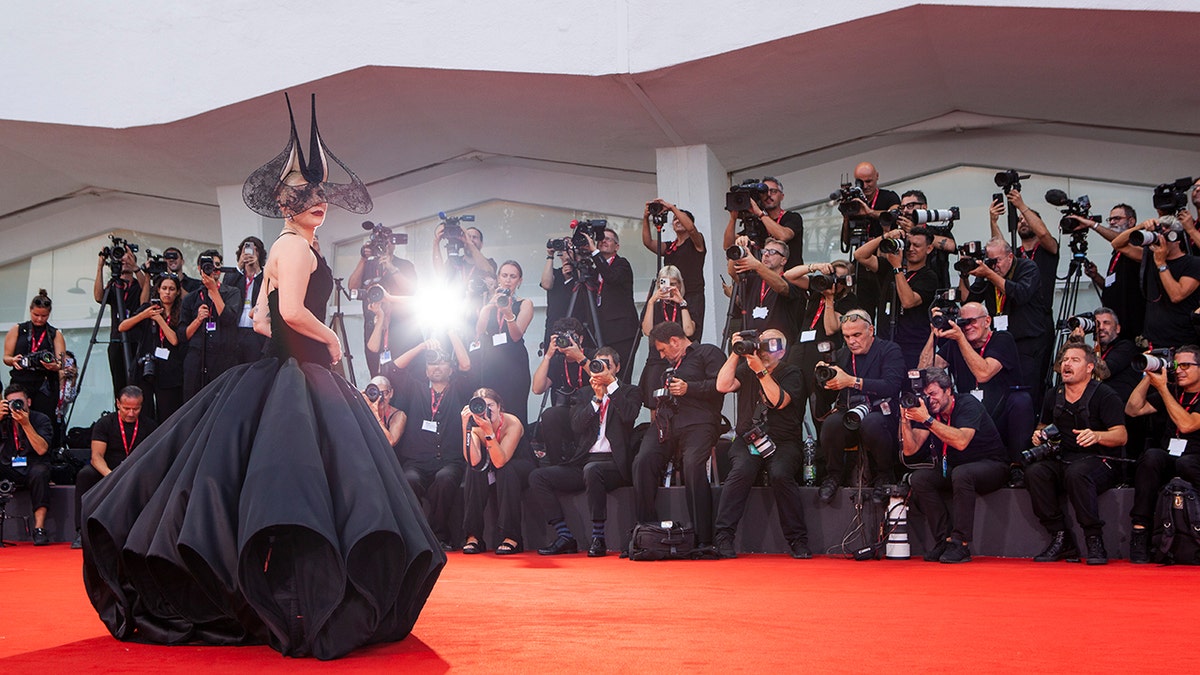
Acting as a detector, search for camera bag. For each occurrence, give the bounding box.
[1156,477,1200,564]
[627,522,696,561]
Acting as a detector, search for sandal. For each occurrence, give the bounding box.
[495,539,523,555]
[462,538,487,554]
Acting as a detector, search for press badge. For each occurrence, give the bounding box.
[154,347,170,360]
[1169,438,1187,457]
[993,315,1009,331]
[492,333,508,346]
[800,330,817,343]
[1105,273,1116,288]
[469,341,481,352]
[751,306,769,320]
[971,389,984,401]
[12,456,27,468]
[422,420,438,433]
[205,320,217,332]
[379,349,392,365]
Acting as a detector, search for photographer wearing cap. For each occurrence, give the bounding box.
[0,385,52,544]
[1026,344,1127,564]
[1111,213,1200,349]
[1125,344,1200,563]
[642,199,707,340]
[632,321,726,553]
[180,249,240,400]
[854,226,939,368]
[920,301,1033,467]
[532,318,592,466]
[531,347,641,557]
[1078,204,1144,340]
[227,236,269,367]
[72,386,157,548]
[959,237,1053,400]
[349,235,418,377]
[816,309,906,503]
[723,176,805,271]
[901,369,1009,563]
[713,329,810,559]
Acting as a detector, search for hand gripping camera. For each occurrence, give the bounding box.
[1020,424,1062,465]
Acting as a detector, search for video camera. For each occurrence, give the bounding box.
[647,200,669,227]
[1020,424,1062,466]
[727,180,770,214]
[830,180,869,216]
[994,169,1029,193]
[142,249,168,279]
[361,221,408,260]
[438,211,477,261]
[1044,190,1100,234]
[953,240,997,274]
[100,235,140,276]
[1133,348,1175,374]
[1152,177,1194,214]
[569,219,607,249]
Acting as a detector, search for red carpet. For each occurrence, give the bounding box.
[2,543,1197,672]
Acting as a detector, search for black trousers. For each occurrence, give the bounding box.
[536,405,574,466]
[632,422,718,544]
[1130,449,1200,527]
[529,454,626,527]
[715,436,807,544]
[463,457,533,544]
[1,462,50,511]
[107,342,131,398]
[992,391,1035,463]
[909,459,1007,543]
[403,461,464,543]
[1025,455,1118,537]
[183,341,230,401]
[1016,333,1052,410]
[74,464,106,530]
[820,410,898,485]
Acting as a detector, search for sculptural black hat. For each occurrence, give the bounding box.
[242,93,372,219]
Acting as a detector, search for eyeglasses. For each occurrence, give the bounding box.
[761,249,785,258]
[1176,362,1198,371]
[1107,216,1128,224]
[900,203,924,211]
[767,188,783,195]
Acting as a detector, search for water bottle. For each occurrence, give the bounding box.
[802,437,816,487]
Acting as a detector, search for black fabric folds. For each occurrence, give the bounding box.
[82,357,445,660]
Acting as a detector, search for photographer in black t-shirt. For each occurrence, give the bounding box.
[532,318,592,466]
[72,386,157,548]
[723,176,805,270]
[94,246,147,397]
[854,226,940,368]
[840,162,901,323]
[348,239,419,377]
[642,199,707,340]
[0,385,53,544]
[1111,214,1200,349]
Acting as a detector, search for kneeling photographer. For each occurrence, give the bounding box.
[1025,344,1127,565]
[815,309,906,503]
[531,318,593,465]
[900,369,1009,563]
[713,329,810,559]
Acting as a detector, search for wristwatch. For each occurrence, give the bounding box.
[923,416,935,426]
[484,434,495,442]
[892,267,905,275]
[755,369,769,379]
[678,300,689,308]
[1158,264,1169,273]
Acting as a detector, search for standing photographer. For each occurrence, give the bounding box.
[722,177,804,270]
[638,266,695,415]
[227,236,269,367]
[180,249,240,400]
[161,247,202,294]
[840,162,901,323]
[1078,204,1144,340]
[990,189,1059,310]
[1111,216,1200,349]
[117,275,185,422]
[713,329,810,559]
[4,290,65,439]
[727,237,803,339]
[94,244,147,397]
[348,235,418,377]
[1025,344,1127,565]
[642,199,707,340]
[578,228,640,377]
[853,226,939,367]
[474,261,533,426]
[900,369,1009,563]
[0,385,52,545]
[815,309,906,503]
[432,221,496,284]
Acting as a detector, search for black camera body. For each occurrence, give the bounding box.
[8,398,26,413]
[651,367,677,407]
[552,332,579,350]
[198,254,218,276]
[361,221,408,260]
[438,211,477,261]
[1020,424,1062,465]
[830,181,868,216]
[101,236,140,275]
[570,219,607,249]
[1152,177,1193,213]
[16,350,57,371]
[814,364,837,387]
[546,237,572,252]
[365,383,382,403]
[732,329,760,356]
[843,396,892,431]
[899,391,925,410]
[953,240,997,274]
[495,287,512,308]
[1044,189,1099,234]
[138,353,156,382]
[994,169,1029,193]
[143,250,168,279]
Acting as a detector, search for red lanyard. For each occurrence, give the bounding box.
[851,354,858,377]
[1107,252,1121,276]
[1020,242,1039,259]
[759,280,769,305]
[664,240,680,257]
[119,418,139,456]
[809,300,825,330]
[977,332,993,358]
[868,191,879,210]
[596,256,616,299]
[11,423,20,452]
[563,359,586,389]
[244,275,254,300]
[495,307,508,333]
[659,301,679,325]
[1179,391,1200,410]
[598,397,609,423]
[29,327,47,353]
[430,387,444,416]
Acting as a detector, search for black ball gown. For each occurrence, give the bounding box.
[82,245,445,660]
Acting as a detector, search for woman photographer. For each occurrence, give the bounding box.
[118,274,185,422]
[3,290,66,438]
[638,265,694,412]
[461,387,531,554]
[474,260,533,426]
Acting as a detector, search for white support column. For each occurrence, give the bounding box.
[216,185,276,261]
[654,145,728,344]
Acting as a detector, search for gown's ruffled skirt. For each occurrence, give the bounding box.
[82,357,445,660]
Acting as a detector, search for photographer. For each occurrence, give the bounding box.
[0,385,52,545]
[900,369,1009,563]
[532,318,592,466]
[461,388,531,555]
[889,190,957,288]
[713,329,811,559]
[71,386,157,549]
[1111,215,1200,349]
[631,321,725,553]
[919,302,1033,465]
[990,189,1059,309]
[117,275,185,422]
[959,238,1053,398]
[840,162,901,322]
[1125,345,1200,562]
[1069,308,1140,400]
[226,236,269,367]
[1077,204,1144,340]
[728,237,803,337]
[393,334,472,550]
[723,177,805,270]
[349,235,418,377]
[853,226,939,367]
[530,347,641,557]
[432,221,496,284]
[180,249,240,400]
[161,246,202,294]
[474,260,534,426]
[638,266,696,414]
[362,375,405,448]
[578,228,640,377]
[4,290,65,438]
[642,199,707,340]
[94,244,147,397]
[815,309,906,502]
[1026,344,1127,564]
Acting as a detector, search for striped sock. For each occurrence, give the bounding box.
[552,519,572,540]
[592,521,605,539]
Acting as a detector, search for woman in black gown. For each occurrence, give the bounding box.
[81,95,444,660]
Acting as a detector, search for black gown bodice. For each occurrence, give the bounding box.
[266,247,334,366]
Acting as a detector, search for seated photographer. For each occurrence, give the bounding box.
[72,386,157,549]
[919,302,1033,466]
[1078,204,1144,340]
[1124,345,1200,563]
[958,238,1052,398]
[180,249,240,400]
[631,321,725,553]
[94,245,147,397]
[530,347,641,557]
[0,385,53,545]
[4,290,66,437]
[723,176,805,270]
[532,318,592,465]
[638,266,696,416]
[900,368,1009,564]
[393,335,472,550]
[1025,344,1128,565]
[727,236,803,337]
[816,309,906,502]
[118,275,186,423]
[642,199,707,340]
[362,375,405,449]
[227,236,269,367]
[713,330,810,559]
[577,228,640,378]
[349,234,418,377]
[853,226,939,368]
[461,387,531,555]
[1111,215,1200,349]
[474,260,534,426]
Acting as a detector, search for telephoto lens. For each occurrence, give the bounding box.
[879,238,906,255]
[468,396,488,416]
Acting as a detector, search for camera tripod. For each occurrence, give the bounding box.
[563,278,605,355]
[329,277,357,387]
[65,272,135,431]
[626,217,666,374]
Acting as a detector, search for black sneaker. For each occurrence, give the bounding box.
[818,479,838,505]
[789,539,812,559]
[1085,534,1108,565]
[32,528,49,546]
[71,532,82,550]
[713,531,737,559]
[1033,530,1080,563]
[923,539,950,562]
[1129,529,1150,564]
[939,540,972,564]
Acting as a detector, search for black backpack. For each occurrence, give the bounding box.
[1156,478,1200,565]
